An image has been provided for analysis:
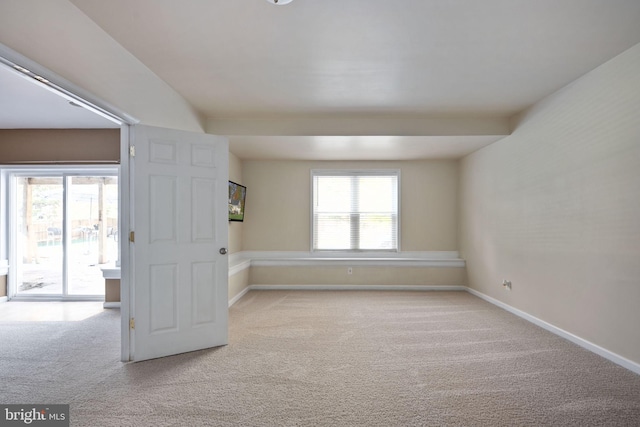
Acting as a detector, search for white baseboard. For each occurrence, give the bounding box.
[103,302,120,309]
[466,287,640,376]
[227,284,466,306]
[0,296,7,303]
[228,286,251,307]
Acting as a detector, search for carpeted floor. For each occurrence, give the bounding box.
[1,290,640,426]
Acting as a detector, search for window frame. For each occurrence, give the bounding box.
[1,165,120,300]
[310,169,401,253]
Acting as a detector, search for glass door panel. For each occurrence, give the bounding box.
[16,177,64,296]
[67,176,118,295]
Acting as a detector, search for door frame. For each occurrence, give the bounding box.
[0,43,230,362]
[120,125,132,362]
[0,43,137,361]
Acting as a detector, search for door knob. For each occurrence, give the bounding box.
[219,248,228,255]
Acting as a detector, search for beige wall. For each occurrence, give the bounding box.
[0,128,119,303]
[105,279,120,303]
[229,268,250,302]
[0,129,120,163]
[242,160,459,251]
[459,43,640,364]
[0,276,6,298]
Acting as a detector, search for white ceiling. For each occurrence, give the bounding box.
[3,0,640,159]
[69,0,640,117]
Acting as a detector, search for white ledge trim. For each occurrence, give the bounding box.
[249,284,466,292]
[103,302,121,309]
[101,267,121,279]
[229,257,251,276]
[88,253,465,280]
[229,251,465,275]
[252,258,464,268]
[245,250,461,259]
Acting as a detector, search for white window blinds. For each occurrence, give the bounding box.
[312,170,399,251]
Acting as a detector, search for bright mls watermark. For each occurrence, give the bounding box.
[0,405,69,426]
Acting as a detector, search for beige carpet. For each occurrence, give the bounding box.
[1,290,640,426]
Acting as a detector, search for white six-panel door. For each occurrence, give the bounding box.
[129,125,229,362]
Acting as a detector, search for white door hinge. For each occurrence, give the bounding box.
[129,146,136,157]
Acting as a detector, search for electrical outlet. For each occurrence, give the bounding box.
[502,280,512,290]
[347,267,353,275]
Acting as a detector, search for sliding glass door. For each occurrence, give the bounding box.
[12,169,118,299]
[67,176,119,295]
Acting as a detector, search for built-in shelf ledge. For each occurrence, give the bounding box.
[101,267,121,280]
[95,252,465,282]
[101,266,121,309]
[229,251,465,276]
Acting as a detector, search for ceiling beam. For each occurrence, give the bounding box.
[206,115,510,137]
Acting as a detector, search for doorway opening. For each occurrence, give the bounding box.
[0,43,133,359]
[9,168,118,300]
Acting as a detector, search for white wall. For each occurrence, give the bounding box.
[459,43,640,364]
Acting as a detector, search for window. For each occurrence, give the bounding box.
[312,170,399,252]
